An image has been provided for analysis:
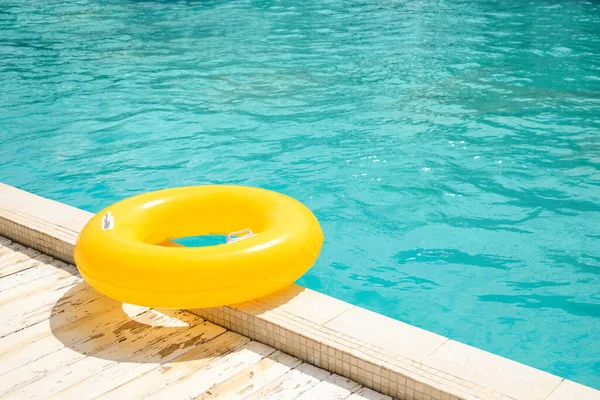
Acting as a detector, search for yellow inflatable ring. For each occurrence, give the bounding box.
[74,186,324,308]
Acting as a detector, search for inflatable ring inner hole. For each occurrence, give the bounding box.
[123,193,273,247]
[160,234,228,248]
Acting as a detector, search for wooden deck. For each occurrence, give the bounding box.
[0,237,390,400]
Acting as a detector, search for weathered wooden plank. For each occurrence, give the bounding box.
[0,245,39,261]
[0,306,157,394]
[0,303,148,375]
[0,292,122,355]
[0,283,107,340]
[0,270,80,307]
[0,242,26,258]
[0,248,42,272]
[0,260,43,290]
[0,318,53,354]
[0,282,80,338]
[0,256,64,290]
[0,237,13,247]
[0,246,14,257]
[346,387,393,400]
[243,363,332,400]
[149,341,276,400]
[0,238,392,400]
[295,373,361,400]
[0,251,29,269]
[0,260,80,306]
[98,331,250,400]
[0,281,107,338]
[0,253,54,278]
[46,321,227,400]
[1,309,203,397]
[194,351,302,400]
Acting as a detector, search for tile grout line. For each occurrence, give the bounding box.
[320,307,351,327]
[542,378,564,400]
[424,337,451,359]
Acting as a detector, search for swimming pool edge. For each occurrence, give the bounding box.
[0,182,598,400]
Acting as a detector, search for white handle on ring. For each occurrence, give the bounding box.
[102,212,115,230]
[226,228,254,244]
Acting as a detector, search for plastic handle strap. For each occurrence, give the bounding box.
[226,228,254,244]
[102,212,115,230]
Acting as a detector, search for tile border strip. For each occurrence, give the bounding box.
[0,205,78,264]
[1,182,598,400]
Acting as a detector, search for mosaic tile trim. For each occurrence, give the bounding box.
[191,303,491,400]
[0,207,77,264]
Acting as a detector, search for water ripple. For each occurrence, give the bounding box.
[1,0,600,388]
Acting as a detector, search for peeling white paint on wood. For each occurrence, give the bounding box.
[0,251,32,270]
[0,265,80,307]
[194,351,302,400]
[0,253,54,279]
[243,363,332,400]
[0,303,148,376]
[4,309,206,399]
[0,284,80,338]
[347,387,393,400]
[0,294,125,355]
[150,341,276,400]
[0,239,380,400]
[0,257,64,290]
[0,242,26,257]
[0,282,102,338]
[99,331,249,400]
[0,307,166,395]
[295,373,361,400]
[47,322,227,400]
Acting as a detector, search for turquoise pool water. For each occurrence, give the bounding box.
[1,0,599,387]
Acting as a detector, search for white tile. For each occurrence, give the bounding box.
[324,306,448,362]
[15,198,79,228]
[65,213,94,233]
[4,187,91,233]
[237,285,354,325]
[0,183,36,211]
[546,380,600,400]
[422,340,562,400]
